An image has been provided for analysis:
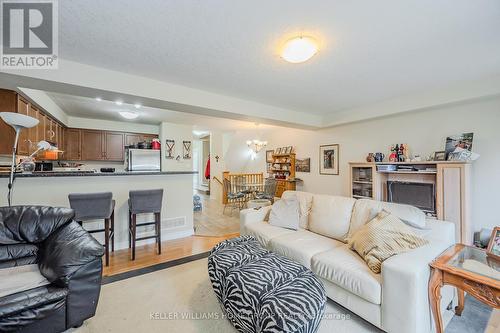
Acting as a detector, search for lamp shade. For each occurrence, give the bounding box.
[0,112,39,130]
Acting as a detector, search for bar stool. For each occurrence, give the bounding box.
[68,192,115,266]
[128,189,163,260]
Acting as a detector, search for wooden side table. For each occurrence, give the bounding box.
[429,244,500,333]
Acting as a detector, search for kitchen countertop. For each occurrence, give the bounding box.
[0,171,198,178]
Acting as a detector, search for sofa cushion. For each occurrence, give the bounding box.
[269,195,300,230]
[311,245,382,305]
[0,264,50,298]
[282,191,314,229]
[244,221,296,249]
[348,210,429,274]
[347,199,427,240]
[0,285,67,320]
[308,195,356,242]
[269,230,343,268]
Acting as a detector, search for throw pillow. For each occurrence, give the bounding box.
[347,210,429,274]
[269,196,300,230]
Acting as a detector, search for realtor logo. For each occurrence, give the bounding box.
[1,0,58,69]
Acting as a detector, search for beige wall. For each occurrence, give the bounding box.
[223,96,500,231]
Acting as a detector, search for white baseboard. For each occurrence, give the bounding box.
[113,227,194,251]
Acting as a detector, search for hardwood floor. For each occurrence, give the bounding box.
[103,233,239,277]
[103,193,241,277]
[194,192,241,237]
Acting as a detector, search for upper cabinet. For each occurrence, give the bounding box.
[104,131,125,161]
[0,89,64,157]
[64,128,82,161]
[65,129,156,162]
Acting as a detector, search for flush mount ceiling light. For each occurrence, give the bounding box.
[95,97,102,101]
[134,103,141,109]
[115,100,123,106]
[119,111,139,120]
[281,36,318,63]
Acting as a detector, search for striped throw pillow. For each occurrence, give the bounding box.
[347,210,428,274]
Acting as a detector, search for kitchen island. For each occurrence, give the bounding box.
[0,171,197,250]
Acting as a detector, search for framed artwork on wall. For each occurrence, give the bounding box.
[319,144,339,175]
[266,150,274,162]
[487,227,500,260]
[296,158,310,173]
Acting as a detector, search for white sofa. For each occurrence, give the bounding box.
[240,191,456,333]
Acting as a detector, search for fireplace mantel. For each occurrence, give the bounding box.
[349,161,472,245]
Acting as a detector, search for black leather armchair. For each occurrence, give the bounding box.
[0,206,104,332]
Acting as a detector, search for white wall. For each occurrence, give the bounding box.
[159,122,194,172]
[223,96,500,231]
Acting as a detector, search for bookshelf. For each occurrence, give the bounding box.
[268,153,296,197]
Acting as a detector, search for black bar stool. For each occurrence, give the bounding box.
[68,192,115,266]
[128,189,163,260]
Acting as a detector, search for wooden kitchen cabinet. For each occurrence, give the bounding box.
[64,128,82,161]
[125,133,142,146]
[104,131,124,161]
[81,130,104,160]
[17,96,30,155]
[0,90,20,154]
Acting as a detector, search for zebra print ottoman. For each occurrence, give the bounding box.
[208,236,326,333]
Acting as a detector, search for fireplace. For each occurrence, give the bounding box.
[387,181,435,214]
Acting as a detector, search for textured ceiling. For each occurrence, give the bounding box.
[57,0,500,116]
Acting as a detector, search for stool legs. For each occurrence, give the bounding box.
[110,210,115,252]
[129,212,162,260]
[131,213,137,261]
[104,218,110,266]
[155,212,161,255]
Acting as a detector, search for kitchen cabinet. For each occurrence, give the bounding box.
[104,132,125,161]
[0,90,19,155]
[64,128,82,161]
[125,133,142,146]
[17,96,30,155]
[81,130,104,160]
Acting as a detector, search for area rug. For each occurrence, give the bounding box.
[73,258,494,333]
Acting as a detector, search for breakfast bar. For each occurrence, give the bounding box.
[0,171,197,250]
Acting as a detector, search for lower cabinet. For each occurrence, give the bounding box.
[275,180,296,198]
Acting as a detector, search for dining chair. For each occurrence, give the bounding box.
[255,178,277,203]
[223,178,245,214]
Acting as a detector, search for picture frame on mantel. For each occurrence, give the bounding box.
[319,144,339,175]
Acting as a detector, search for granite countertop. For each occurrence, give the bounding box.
[0,171,198,178]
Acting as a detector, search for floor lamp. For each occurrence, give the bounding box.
[0,112,39,206]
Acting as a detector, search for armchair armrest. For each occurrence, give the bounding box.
[381,241,452,333]
[38,221,104,287]
[240,206,272,233]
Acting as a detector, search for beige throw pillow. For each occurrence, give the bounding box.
[347,210,428,274]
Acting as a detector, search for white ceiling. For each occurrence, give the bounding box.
[57,0,500,117]
[47,91,275,132]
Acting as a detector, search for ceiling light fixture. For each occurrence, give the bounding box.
[134,103,141,109]
[115,100,123,106]
[96,97,102,101]
[119,111,139,120]
[281,36,318,63]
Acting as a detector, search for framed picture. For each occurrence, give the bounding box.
[319,144,339,175]
[266,150,274,162]
[296,158,310,173]
[275,148,282,154]
[433,151,446,161]
[445,133,474,158]
[182,140,192,159]
[487,227,500,260]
